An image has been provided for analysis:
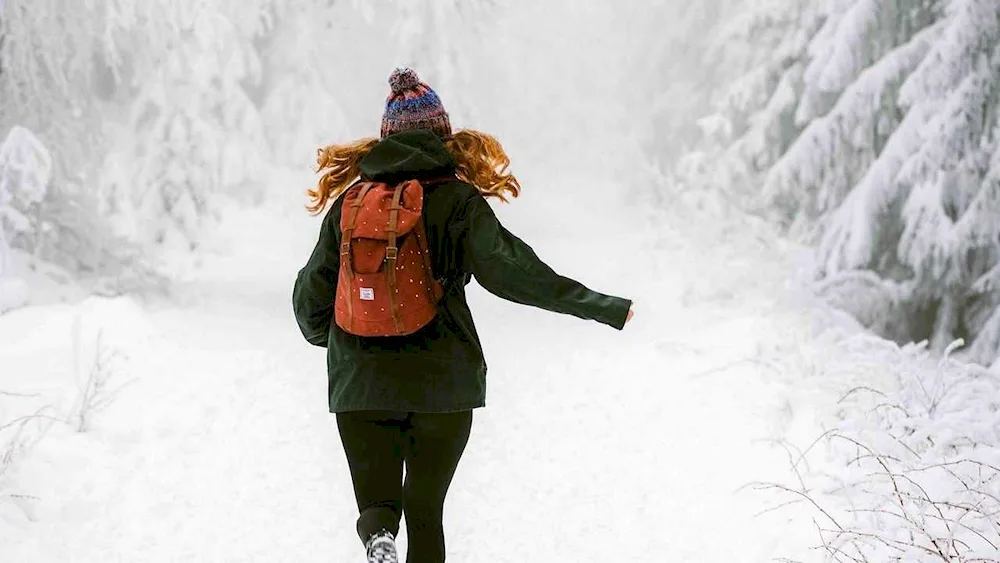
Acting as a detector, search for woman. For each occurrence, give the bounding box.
[292,68,634,563]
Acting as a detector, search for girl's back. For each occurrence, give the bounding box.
[291,67,632,563]
[294,128,630,414]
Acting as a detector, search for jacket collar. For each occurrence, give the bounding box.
[359,130,457,182]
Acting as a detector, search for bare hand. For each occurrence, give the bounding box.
[625,307,634,324]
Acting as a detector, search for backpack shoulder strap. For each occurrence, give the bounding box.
[384,182,407,333]
[343,182,375,235]
[386,182,405,265]
[338,182,376,333]
[340,181,375,281]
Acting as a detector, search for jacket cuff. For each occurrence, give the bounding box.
[605,296,633,331]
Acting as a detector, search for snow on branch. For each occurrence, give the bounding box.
[951,133,1000,251]
[900,0,1000,107]
[762,24,939,223]
[817,100,936,274]
[798,0,885,122]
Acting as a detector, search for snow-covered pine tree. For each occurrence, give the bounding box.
[667,0,820,213]
[0,0,108,175]
[0,126,50,311]
[0,126,51,273]
[715,0,823,178]
[0,0,148,278]
[97,0,274,249]
[760,0,941,231]
[818,0,1000,357]
[689,0,1000,362]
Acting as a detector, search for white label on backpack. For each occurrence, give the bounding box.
[360,287,375,301]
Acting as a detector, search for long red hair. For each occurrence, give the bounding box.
[307,129,520,214]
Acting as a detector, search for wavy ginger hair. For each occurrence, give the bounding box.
[307,129,520,214]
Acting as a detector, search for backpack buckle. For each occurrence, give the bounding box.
[385,246,398,260]
[340,242,350,255]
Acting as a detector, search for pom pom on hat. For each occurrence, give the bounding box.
[389,68,421,94]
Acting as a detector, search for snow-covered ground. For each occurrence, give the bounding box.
[1,169,846,562]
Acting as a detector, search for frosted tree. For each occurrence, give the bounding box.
[93,1,274,249]
[961,134,1000,362]
[818,0,1000,357]
[694,0,816,157]
[0,126,51,273]
[695,0,1000,361]
[1,0,282,259]
[761,0,941,230]
[0,0,109,175]
[0,126,50,310]
[715,0,825,179]
[666,0,820,212]
[0,0,134,274]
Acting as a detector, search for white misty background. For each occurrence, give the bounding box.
[1,1,1000,562]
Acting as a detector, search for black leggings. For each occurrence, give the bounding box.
[336,410,473,563]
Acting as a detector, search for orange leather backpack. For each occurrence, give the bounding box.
[334,179,445,337]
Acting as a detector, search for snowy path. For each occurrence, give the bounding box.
[2,175,824,562]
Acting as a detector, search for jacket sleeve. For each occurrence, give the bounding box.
[293,207,341,347]
[452,193,633,330]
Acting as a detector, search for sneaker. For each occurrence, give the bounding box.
[365,529,399,563]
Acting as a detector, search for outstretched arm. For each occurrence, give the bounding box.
[453,193,632,330]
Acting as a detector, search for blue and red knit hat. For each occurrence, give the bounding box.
[381,68,452,139]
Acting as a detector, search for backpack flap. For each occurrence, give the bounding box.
[341,180,424,240]
[341,180,425,274]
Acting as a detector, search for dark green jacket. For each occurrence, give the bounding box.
[292,130,632,413]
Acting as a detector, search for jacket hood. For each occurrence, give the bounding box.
[359,130,457,182]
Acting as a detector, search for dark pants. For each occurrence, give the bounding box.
[336,409,473,563]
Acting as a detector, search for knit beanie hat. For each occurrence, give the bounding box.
[381,68,453,139]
